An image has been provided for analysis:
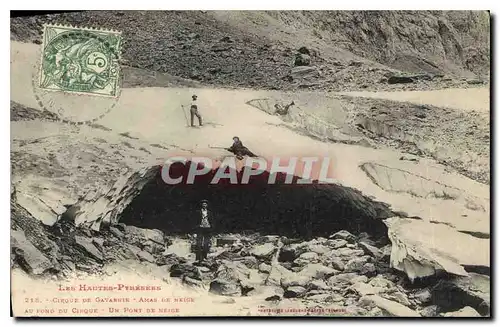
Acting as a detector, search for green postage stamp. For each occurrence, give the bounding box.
[38,25,122,97]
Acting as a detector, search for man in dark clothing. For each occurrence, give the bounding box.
[190,94,203,127]
[226,136,258,160]
[195,200,214,262]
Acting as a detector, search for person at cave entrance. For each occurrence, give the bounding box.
[226,136,258,160]
[195,200,214,263]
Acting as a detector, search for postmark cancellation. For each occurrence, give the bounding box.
[38,25,122,97]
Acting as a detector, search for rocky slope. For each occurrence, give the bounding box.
[11,11,490,92]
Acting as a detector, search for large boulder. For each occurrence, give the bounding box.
[294,251,319,265]
[278,242,308,262]
[327,272,359,288]
[294,53,311,66]
[351,282,385,296]
[431,273,490,316]
[443,306,481,317]
[385,218,489,281]
[327,239,348,249]
[280,273,311,288]
[329,230,356,243]
[265,263,293,286]
[249,243,276,260]
[307,279,330,291]
[359,242,383,259]
[344,256,371,272]
[170,263,202,279]
[74,235,104,262]
[209,261,250,296]
[284,286,306,298]
[299,263,337,280]
[123,225,164,245]
[11,229,53,275]
[290,66,320,80]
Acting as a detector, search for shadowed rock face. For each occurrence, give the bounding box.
[118,163,393,240]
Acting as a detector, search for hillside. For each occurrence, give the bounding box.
[11,11,490,92]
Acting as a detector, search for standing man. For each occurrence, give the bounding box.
[195,200,214,263]
[190,94,203,127]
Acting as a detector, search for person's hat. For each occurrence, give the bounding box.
[200,199,209,204]
[233,136,239,140]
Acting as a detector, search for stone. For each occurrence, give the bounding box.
[216,235,239,247]
[387,75,414,84]
[327,273,359,287]
[431,273,490,316]
[266,263,292,286]
[290,66,320,79]
[306,244,330,255]
[278,243,307,262]
[307,293,334,302]
[359,242,383,259]
[209,279,241,296]
[345,256,370,272]
[351,275,369,284]
[143,240,165,255]
[74,235,104,262]
[307,279,330,291]
[109,227,124,239]
[92,237,105,251]
[382,291,411,307]
[258,263,272,273]
[361,295,420,317]
[330,257,345,271]
[338,248,365,257]
[284,286,306,298]
[247,285,284,299]
[294,53,311,66]
[385,218,489,281]
[11,229,53,275]
[328,239,348,249]
[170,263,202,279]
[419,305,439,317]
[265,295,282,302]
[360,262,377,276]
[281,273,311,288]
[123,225,164,245]
[351,282,384,296]
[183,275,203,287]
[16,192,61,226]
[137,250,155,263]
[237,256,259,269]
[330,230,356,243]
[443,306,481,317]
[369,276,394,289]
[293,251,319,266]
[431,272,491,316]
[413,288,432,304]
[249,243,276,260]
[209,261,252,297]
[216,261,250,282]
[297,46,310,55]
[216,251,241,261]
[299,263,337,279]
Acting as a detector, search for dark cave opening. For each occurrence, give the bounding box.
[118,161,393,241]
